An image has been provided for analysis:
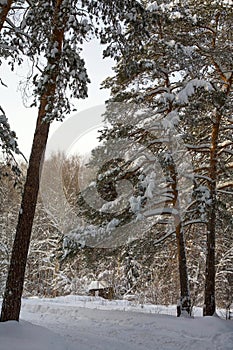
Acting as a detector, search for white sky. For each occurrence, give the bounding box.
[0,39,114,159]
[67,127,101,157]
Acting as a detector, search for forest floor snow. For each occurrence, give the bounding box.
[0,295,233,350]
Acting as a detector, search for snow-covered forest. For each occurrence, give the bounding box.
[0,0,233,348]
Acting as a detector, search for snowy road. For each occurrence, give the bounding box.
[19,296,233,350]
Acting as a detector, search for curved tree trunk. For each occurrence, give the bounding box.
[0,0,66,322]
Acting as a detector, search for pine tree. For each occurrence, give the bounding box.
[101,0,233,316]
[0,1,24,177]
[0,0,148,322]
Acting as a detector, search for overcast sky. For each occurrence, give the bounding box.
[0,39,113,159]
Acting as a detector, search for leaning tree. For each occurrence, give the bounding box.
[0,0,148,322]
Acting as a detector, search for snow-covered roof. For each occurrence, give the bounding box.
[88,280,110,290]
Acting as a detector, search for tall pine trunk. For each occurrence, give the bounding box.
[203,72,232,316]
[175,218,191,316]
[203,113,221,316]
[0,0,66,322]
[0,106,50,321]
[168,159,191,316]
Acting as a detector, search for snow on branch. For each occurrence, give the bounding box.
[176,79,213,105]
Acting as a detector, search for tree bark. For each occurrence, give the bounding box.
[0,0,13,31]
[203,72,232,316]
[203,113,221,316]
[0,105,50,321]
[203,17,233,314]
[168,159,191,316]
[0,0,66,322]
[175,219,191,316]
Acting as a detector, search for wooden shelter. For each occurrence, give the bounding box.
[88,281,114,299]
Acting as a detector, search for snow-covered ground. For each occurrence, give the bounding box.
[1,295,233,350]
